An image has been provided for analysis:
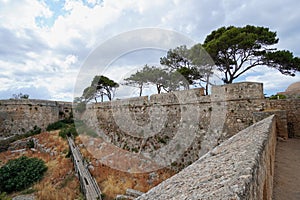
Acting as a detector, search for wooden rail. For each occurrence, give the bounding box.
[68,137,102,200]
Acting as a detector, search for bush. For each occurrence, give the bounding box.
[59,125,78,139]
[0,192,11,200]
[46,121,67,131]
[269,94,287,100]
[26,125,41,136]
[26,139,35,149]
[0,156,47,193]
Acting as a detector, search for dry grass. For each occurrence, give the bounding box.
[77,137,176,200]
[0,131,175,200]
[0,131,81,200]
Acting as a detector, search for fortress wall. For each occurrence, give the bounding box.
[0,99,72,138]
[137,115,277,200]
[266,99,300,137]
[82,88,212,170]
[81,82,266,170]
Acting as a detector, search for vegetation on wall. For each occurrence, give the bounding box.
[0,156,47,193]
[12,93,30,99]
[269,94,287,100]
[0,126,41,153]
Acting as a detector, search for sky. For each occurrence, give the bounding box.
[1,0,300,101]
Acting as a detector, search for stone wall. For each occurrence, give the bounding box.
[266,99,300,138]
[0,99,72,139]
[80,82,271,170]
[136,115,277,200]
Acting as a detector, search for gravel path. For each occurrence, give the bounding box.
[273,138,300,200]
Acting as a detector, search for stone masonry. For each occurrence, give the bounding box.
[0,99,72,139]
[136,115,277,200]
[79,82,299,171]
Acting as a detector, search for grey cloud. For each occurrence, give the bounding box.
[0,27,49,63]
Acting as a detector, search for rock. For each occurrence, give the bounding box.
[12,195,35,200]
[126,188,144,198]
[115,194,135,200]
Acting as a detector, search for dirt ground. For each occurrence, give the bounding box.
[273,138,300,200]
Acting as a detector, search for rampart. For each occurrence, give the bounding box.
[0,99,72,139]
[136,115,277,199]
[80,82,300,170]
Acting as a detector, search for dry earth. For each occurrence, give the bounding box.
[273,138,300,200]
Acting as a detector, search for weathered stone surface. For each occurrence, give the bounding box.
[136,115,277,200]
[115,194,135,200]
[12,195,35,200]
[125,188,144,198]
[0,99,71,138]
[79,82,300,171]
[253,110,288,139]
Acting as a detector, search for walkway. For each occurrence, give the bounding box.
[68,137,102,200]
[273,138,300,200]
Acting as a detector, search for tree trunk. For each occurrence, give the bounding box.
[156,84,161,94]
[139,85,143,96]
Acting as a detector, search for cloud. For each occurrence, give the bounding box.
[0,0,300,101]
[243,67,300,95]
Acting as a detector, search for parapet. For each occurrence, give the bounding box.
[212,82,264,101]
[137,115,276,200]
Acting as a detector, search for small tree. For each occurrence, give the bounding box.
[123,69,148,96]
[0,156,47,193]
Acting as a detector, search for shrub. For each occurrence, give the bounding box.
[0,192,11,200]
[269,94,287,100]
[0,156,47,193]
[46,121,67,131]
[26,139,35,149]
[59,124,78,139]
[0,126,41,153]
[26,125,41,136]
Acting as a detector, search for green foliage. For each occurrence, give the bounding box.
[202,25,300,84]
[46,121,67,131]
[0,192,11,200]
[124,65,188,94]
[160,45,213,94]
[12,93,29,99]
[59,125,78,139]
[82,75,119,102]
[27,125,41,135]
[0,126,41,153]
[26,139,34,149]
[0,156,47,193]
[74,102,86,113]
[46,117,75,132]
[123,68,150,96]
[269,94,287,100]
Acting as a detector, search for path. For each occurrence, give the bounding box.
[273,138,300,200]
[68,137,102,200]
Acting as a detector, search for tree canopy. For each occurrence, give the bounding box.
[123,67,150,96]
[12,93,29,99]
[160,45,214,94]
[82,75,119,102]
[123,65,188,94]
[202,25,300,83]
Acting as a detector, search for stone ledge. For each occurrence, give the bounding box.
[137,115,276,200]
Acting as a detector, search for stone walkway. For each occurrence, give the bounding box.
[273,138,300,200]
